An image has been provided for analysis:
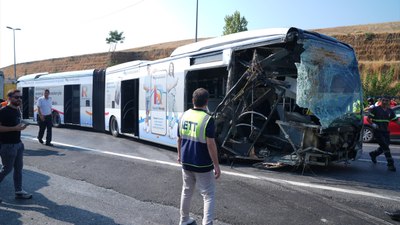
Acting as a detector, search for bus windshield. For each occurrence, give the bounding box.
[296,38,363,128]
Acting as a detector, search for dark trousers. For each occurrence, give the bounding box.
[0,142,24,192]
[38,115,53,144]
[371,130,394,166]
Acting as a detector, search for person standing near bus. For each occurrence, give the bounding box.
[37,89,54,146]
[177,88,221,225]
[0,89,33,203]
[368,96,399,172]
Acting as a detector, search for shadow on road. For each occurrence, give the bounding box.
[24,148,66,157]
[0,169,120,225]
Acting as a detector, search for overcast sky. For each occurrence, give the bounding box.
[1,0,399,68]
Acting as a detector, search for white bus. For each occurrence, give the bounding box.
[17,69,106,131]
[18,27,364,167]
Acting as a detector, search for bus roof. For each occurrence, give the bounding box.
[171,28,290,57]
[106,60,150,75]
[18,70,95,82]
[17,72,49,82]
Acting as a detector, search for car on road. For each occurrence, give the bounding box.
[363,105,400,142]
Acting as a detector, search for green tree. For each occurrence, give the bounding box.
[362,68,400,100]
[106,30,125,52]
[223,10,248,35]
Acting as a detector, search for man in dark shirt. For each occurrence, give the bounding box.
[0,89,32,203]
[367,96,399,172]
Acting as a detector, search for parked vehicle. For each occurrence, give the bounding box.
[363,105,400,142]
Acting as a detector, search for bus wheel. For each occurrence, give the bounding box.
[52,112,61,127]
[110,117,120,137]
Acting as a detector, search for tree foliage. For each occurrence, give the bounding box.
[362,68,400,100]
[106,30,125,52]
[222,11,248,35]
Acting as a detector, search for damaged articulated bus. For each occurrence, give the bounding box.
[17,27,363,169]
[211,27,363,168]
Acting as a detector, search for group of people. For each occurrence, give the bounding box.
[0,87,221,224]
[365,97,397,111]
[2,87,398,223]
[0,89,53,204]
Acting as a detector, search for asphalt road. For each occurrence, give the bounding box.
[0,125,399,225]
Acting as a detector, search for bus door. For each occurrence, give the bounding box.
[22,87,35,119]
[92,69,105,131]
[121,79,139,135]
[64,85,80,124]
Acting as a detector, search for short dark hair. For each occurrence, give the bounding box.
[192,88,209,107]
[44,89,50,93]
[381,96,390,102]
[7,89,21,97]
[368,100,374,104]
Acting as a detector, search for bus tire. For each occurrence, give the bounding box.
[52,112,61,127]
[110,117,120,137]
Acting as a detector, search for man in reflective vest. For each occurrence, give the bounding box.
[177,88,221,225]
[367,96,399,172]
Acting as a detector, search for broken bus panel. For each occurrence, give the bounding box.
[210,28,363,167]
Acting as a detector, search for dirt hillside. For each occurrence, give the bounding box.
[1,22,399,82]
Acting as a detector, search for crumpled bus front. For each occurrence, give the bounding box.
[213,30,363,168]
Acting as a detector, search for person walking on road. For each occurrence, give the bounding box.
[0,89,33,203]
[367,96,399,172]
[37,89,54,146]
[177,88,221,225]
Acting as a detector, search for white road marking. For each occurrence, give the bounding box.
[363,143,400,150]
[24,137,400,203]
[358,159,389,164]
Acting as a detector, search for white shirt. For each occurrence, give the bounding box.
[37,96,52,116]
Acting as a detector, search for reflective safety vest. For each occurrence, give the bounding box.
[179,108,213,172]
[369,106,397,132]
[180,109,211,144]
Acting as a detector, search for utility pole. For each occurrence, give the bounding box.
[6,26,21,81]
[195,0,198,42]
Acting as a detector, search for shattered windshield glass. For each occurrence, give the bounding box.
[295,38,362,128]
